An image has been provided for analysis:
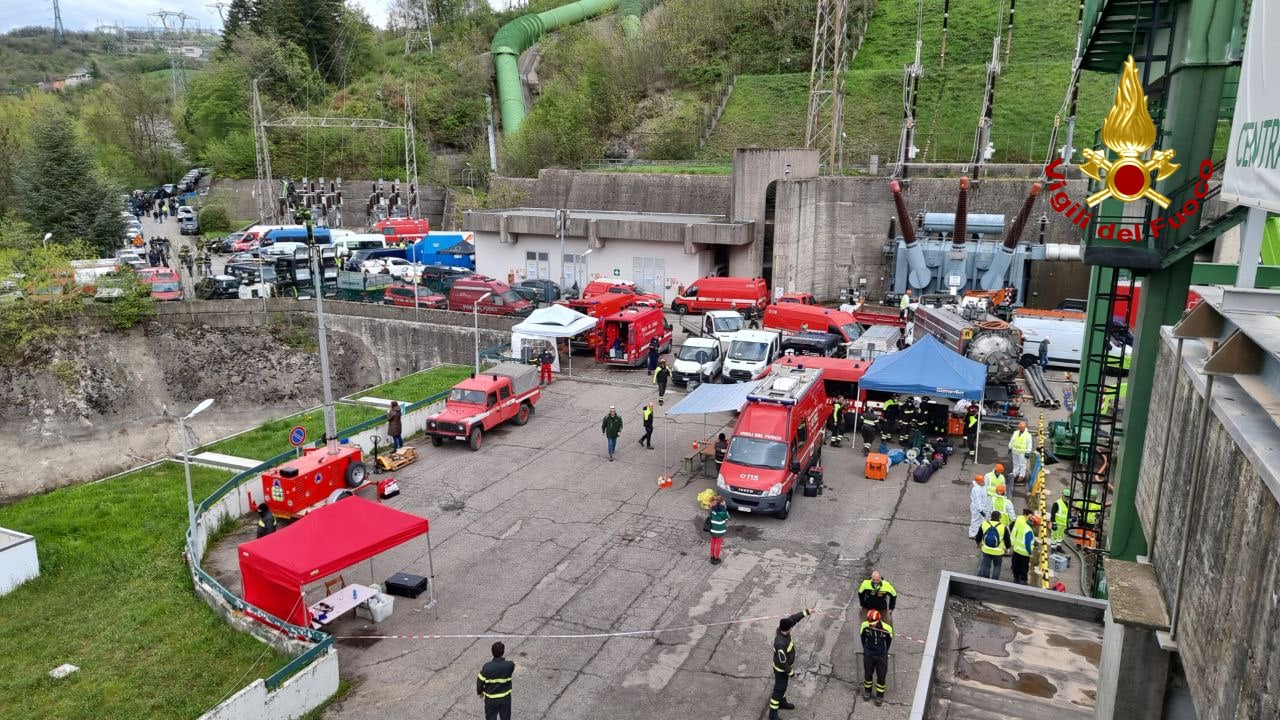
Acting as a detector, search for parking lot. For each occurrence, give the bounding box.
[205,372,1075,720]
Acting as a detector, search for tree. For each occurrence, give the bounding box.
[16,113,122,255]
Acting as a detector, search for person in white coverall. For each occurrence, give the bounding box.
[968,474,990,537]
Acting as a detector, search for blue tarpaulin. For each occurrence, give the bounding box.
[664,381,758,416]
[858,335,987,400]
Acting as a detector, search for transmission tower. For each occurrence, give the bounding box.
[805,0,851,174]
[208,2,229,26]
[151,11,196,101]
[404,0,434,55]
[404,84,422,218]
[251,79,277,222]
[51,0,66,45]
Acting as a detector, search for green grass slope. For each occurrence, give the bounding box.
[704,0,1116,164]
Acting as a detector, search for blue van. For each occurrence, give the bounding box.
[262,226,331,246]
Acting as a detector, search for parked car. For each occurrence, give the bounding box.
[177,206,195,220]
[179,218,200,235]
[514,278,562,303]
[581,279,663,308]
[213,232,244,253]
[195,275,241,300]
[383,282,446,309]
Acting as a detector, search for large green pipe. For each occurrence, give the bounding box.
[491,0,619,134]
[617,0,646,39]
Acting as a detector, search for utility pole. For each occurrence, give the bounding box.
[805,0,852,174]
[300,210,339,454]
[251,79,276,222]
[208,1,229,26]
[151,10,196,101]
[404,83,421,219]
[51,0,66,45]
[895,0,924,177]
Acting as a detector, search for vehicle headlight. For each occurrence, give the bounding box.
[428,421,437,429]
[764,483,784,497]
[716,474,728,490]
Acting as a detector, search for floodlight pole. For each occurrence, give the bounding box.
[180,399,214,545]
[474,291,493,373]
[303,211,339,453]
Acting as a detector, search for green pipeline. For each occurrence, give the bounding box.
[491,0,620,134]
[618,0,645,39]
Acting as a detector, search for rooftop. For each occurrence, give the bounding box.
[912,573,1107,719]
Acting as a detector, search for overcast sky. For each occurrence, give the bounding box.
[1,1,522,34]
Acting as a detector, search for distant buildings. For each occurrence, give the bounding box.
[37,70,92,92]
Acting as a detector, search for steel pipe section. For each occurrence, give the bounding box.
[491,0,620,133]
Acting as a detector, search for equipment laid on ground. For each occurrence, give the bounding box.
[376,446,420,472]
[384,572,430,599]
[803,464,825,496]
[912,302,1022,385]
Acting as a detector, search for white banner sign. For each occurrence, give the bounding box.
[1223,0,1280,212]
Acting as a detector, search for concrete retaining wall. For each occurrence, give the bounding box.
[521,169,733,216]
[196,649,340,720]
[1137,331,1280,720]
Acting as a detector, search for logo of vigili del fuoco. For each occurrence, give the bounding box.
[1043,54,1213,243]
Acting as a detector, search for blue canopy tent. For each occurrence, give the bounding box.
[858,335,989,458]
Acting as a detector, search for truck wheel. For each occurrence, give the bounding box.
[512,403,531,426]
[344,461,368,488]
[776,492,793,520]
[673,303,688,315]
[468,427,483,451]
[430,436,443,447]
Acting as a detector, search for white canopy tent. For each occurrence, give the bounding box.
[510,305,598,371]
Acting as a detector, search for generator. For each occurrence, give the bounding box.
[913,302,1022,385]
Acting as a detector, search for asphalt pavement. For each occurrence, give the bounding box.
[205,373,1078,720]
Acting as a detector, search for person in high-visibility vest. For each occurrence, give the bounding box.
[1008,421,1033,488]
[991,486,1014,522]
[1010,509,1037,585]
[985,464,1007,501]
[255,503,276,538]
[476,641,515,720]
[1051,488,1070,547]
[1072,488,1106,527]
[860,609,894,706]
[964,405,979,458]
[975,512,1011,580]
[899,397,916,445]
[881,398,899,439]
[860,411,880,455]
[899,289,912,319]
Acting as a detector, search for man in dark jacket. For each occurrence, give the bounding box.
[768,608,814,719]
[647,337,660,373]
[857,570,898,620]
[256,503,276,538]
[476,641,515,720]
[387,400,403,450]
[860,609,894,705]
[653,359,671,405]
[539,347,554,385]
[602,406,623,461]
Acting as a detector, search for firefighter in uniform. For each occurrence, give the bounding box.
[880,397,899,440]
[1051,488,1070,548]
[898,397,915,445]
[860,409,880,455]
[768,609,813,719]
[912,397,930,438]
[857,570,897,621]
[964,404,980,459]
[860,609,894,705]
[828,399,844,441]
[476,641,515,720]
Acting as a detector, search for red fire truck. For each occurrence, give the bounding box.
[596,306,673,366]
[714,364,830,519]
[557,293,638,352]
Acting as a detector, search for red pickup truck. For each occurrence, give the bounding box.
[424,364,541,451]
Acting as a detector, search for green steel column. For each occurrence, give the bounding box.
[1072,262,1121,451]
[1108,0,1237,561]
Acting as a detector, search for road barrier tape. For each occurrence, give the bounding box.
[335,609,929,645]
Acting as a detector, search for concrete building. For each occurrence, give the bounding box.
[469,150,1097,307]
[1092,285,1280,720]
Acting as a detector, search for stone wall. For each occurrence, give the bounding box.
[1137,330,1280,720]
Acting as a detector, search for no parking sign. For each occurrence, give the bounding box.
[289,425,307,447]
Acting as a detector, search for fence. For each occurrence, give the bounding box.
[185,380,460,719]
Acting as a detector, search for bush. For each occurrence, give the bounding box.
[103,273,155,330]
[198,205,231,233]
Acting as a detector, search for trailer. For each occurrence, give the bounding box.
[848,325,902,359]
[337,270,394,302]
[912,303,1022,384]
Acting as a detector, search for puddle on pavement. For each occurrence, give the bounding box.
[341,635,383,649]
[957,659,1058,698]
[1047,633,1102,666]
[827,541,840,547]
[950,600,1021,658]
[734,525,764,541]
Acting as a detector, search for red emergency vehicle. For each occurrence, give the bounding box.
[448,275,534,317]
[260,445,371,519]
[715,364,830,519]
[671,277,770,316]
[596,306,673,366]
[769,354,871,400]
[373,218,431,246]
[581,279,663,308]
[778,292,817,305]
[763,304,865,347]
[424,364,541,450]
[556,293,638,351]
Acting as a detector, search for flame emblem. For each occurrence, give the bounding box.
[1080,55,1180,208]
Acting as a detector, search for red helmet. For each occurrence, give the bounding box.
[866,609,882,623]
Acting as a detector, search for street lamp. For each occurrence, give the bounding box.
[474,291,493,373]
[179,398,214,543]
[582,248,594,285]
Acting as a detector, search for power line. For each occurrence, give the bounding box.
[51,0,65,44]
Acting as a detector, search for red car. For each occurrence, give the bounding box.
[383,282,446,309]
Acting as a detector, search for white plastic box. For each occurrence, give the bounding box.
[356,593,394,622]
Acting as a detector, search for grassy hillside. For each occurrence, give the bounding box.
[703,0,1115,164]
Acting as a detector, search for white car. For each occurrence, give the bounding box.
[177,206,196,220]
[361,257,420,280]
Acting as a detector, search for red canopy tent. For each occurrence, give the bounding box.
[238,497,430,627]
